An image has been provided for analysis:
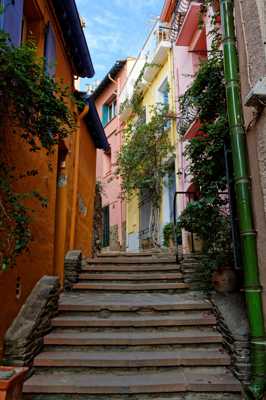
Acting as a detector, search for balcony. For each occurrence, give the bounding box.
[143,25,171,82]
[176,1,206,52]
[120,79,148,122]
[177,96,198,137]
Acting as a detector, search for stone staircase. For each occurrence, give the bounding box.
[23,252,242,399]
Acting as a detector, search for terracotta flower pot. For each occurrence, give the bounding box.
[212,266,237,293]
[0,367,28,400]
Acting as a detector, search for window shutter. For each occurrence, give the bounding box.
[3,0,24,46]
[0,0,4,30]
[102,104,109,126]
[44,23,56,77]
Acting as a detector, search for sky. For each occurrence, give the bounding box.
[76,0,164,90]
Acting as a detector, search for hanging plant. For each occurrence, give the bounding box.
[178,12,234,278]
[0,29,76,270]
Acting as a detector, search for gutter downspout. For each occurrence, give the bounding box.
[220,1,266,398]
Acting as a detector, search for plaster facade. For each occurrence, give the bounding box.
[94,59,134,251]
[0,0,101,355]
[120,20,177,251]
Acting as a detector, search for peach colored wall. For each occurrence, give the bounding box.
[74,118,96,256]
[0,0,96,356]
[95,64,128,249]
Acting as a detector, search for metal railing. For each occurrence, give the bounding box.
[177,97,198,136]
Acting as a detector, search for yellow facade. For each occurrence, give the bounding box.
[126,44,177,250]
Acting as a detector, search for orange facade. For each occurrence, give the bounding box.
[0,0,101,355]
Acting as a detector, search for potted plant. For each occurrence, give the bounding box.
[163,222,182,253]
[0,366,28,400]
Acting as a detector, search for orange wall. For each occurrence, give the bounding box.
[0,0,96,356]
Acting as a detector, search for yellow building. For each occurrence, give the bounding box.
[119,21,177,251]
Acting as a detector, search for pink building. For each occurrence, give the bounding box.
[93,59,133,250]
[161,0,213,253]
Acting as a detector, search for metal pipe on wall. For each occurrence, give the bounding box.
[220,0,266,397]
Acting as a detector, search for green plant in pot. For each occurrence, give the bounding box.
[163,222,182,249]
[179,199,237,292]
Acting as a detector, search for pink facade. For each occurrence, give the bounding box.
[161,1,213,253]
[94,60,129,250]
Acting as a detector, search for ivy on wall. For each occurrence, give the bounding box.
[0,29,76,270]
[178,5,234,274]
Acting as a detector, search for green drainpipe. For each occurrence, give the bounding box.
[220,0,266,398]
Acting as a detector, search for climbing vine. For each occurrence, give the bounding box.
[0,29,76,270]
[178,4,234,274]
[117,65,174,246]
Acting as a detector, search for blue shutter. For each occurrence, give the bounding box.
[102,105,108,126]
[44,23,56,77]
[0,0,4,30]
[3,0,24,46]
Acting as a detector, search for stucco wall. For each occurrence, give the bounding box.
[235,0,266,320]
[95,63,128,250]
[0,0,96,355]
[74,118,96,256]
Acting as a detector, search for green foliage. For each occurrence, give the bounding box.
[0,29,75,270]
[163,222,181,248]
[119,63,160,116]
[117,62,174,212]
[179,51,228,198]
[178,14,233,277]
[117,104,174,209]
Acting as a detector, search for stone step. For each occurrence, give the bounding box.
[58,293,212,312]
[33,349,230,368]
[44,330,223,346]
[87,257,177,264]
[98,251,167,257]
[79,272,183,281]
[23,394,242,400]
[23,369,241,394]
[51,313,216,328]
[83,264,180,272]
[72,282,189,291]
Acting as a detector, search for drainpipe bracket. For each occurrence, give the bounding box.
[244,382,266,400]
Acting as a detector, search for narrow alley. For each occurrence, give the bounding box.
[1,0,266,399]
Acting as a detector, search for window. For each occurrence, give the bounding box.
[0,0,4,30]
[2,0,24,46]
[102,97,117,126]
[44,23,56,77]
[158,78,170,130]
[158,78,169,106]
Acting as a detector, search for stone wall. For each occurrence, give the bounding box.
[211,292,251,384]
[64,250,82,290]
[3,276,60,366]
[180,254,209,290]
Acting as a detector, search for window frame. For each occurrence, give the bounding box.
[102,96,117,126]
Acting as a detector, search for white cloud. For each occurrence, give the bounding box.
[84,30,124,54]
[114,0,161,10]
